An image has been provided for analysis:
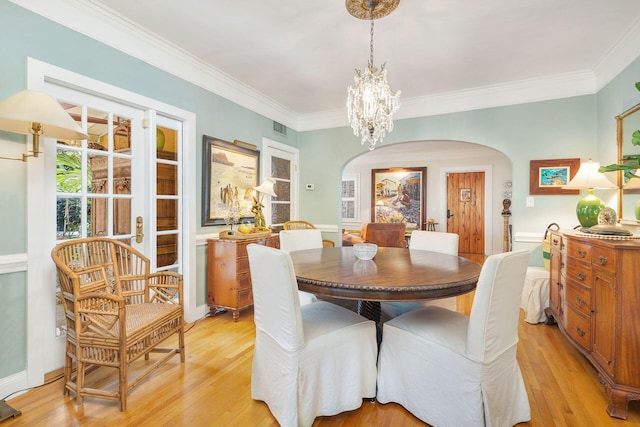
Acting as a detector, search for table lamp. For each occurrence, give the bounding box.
[563,158,617,227]
[253,177,277,229]
[0,89,87,161]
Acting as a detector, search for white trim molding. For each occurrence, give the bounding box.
[11,0,640,133]
[0,253,28,274]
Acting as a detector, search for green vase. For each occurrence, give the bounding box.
[575,191,605,227]
[635,200,640,220]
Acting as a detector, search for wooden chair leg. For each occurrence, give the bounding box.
[76,360,85,406]
[63,342,72,396]
[119,362,127,411]
[179,325,185,362]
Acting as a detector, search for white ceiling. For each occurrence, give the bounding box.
[89,0,640,116]
[14,0,640,132]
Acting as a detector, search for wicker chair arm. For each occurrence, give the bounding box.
[148,272,184,305]
[75,292,125,337]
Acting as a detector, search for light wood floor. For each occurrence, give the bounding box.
[5,263,640,426]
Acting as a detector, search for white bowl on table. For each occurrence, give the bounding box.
[353,243,378,260]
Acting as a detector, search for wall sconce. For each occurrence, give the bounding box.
[0,90,87,161]
[563,158,617,227]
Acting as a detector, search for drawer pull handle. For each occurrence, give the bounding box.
[576,297,587,306]
[578,249,588,258]
[577,271,586,281]
[558,283,564,289]
[576,326,586,337]
[598,255,608,265]
[552,238,559,245]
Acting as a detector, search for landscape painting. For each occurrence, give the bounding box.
[371,167,426,230]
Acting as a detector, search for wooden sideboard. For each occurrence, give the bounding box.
[207,234,279,321]
[545,229,640,419]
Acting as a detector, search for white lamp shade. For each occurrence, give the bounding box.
[0,90,87,140]
[563,159,617,190]
[255,177,277,197]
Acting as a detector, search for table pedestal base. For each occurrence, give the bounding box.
[357,300,381,323]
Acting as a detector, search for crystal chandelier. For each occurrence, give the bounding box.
[346,0,401,151]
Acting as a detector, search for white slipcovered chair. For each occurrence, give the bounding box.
[408,230,459,310]
[520,265,550,324]
[246,244,378,427]
[377,249,531,427]
[409,230,459,255]
[278,229,321,305]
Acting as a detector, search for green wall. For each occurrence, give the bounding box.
[1,0,639,385]
[0,0,297,379]
[298,95,600,238]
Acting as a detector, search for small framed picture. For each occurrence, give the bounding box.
[460,188,471,202]
[529,158,580,195]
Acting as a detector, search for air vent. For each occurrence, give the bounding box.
[273,121,287,136]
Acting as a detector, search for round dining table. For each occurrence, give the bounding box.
[289,246,482,321]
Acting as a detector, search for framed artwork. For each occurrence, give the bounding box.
[202,136,260,226]
[529,158,580,195]
[460,188,471,202]
[371,167,427,230]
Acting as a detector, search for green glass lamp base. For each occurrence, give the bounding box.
[576,191,605,227]
[635,200,640,220]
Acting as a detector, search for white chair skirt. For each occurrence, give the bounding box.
[252,302,377,427]
[376,308,530,427]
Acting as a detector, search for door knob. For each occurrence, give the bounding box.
[447,209,454,219]
[136,216,144,243]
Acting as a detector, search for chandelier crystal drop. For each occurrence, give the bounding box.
[346,0,400,151]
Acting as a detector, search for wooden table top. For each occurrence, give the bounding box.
[289,247,482,302]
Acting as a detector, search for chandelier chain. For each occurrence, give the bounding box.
[346,0,401,151]
[369,15,375,69]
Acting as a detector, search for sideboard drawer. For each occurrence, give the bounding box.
[567,240,591,262]
[566,261,591,287]
[565,306,592,351]
[566,280,591,317]
[592,246,616,274]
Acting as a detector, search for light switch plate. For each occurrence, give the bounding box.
[526,196,534,207]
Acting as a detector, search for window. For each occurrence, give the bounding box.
[342,174,359,221]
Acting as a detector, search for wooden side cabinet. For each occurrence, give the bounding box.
[207,235,279,321]
[545,230,640,419]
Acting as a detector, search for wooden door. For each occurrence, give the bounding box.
[446,172,485,254]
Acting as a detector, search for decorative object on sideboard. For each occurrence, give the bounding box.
[346,0,401,151]
[253,177,277,229]
[0,89,87,162]
[562,158,617,227]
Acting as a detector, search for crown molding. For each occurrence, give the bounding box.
[10,0,300,129]
[593,16,640,91]
[296,71,596,131]
[11,0,640,133]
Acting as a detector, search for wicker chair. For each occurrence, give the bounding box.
[283,220,335,247]
[51,237,185,411]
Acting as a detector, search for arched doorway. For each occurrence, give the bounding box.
[341,140,512,255]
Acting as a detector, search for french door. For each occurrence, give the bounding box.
[34,86,184,375]
[261,138,299,227]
